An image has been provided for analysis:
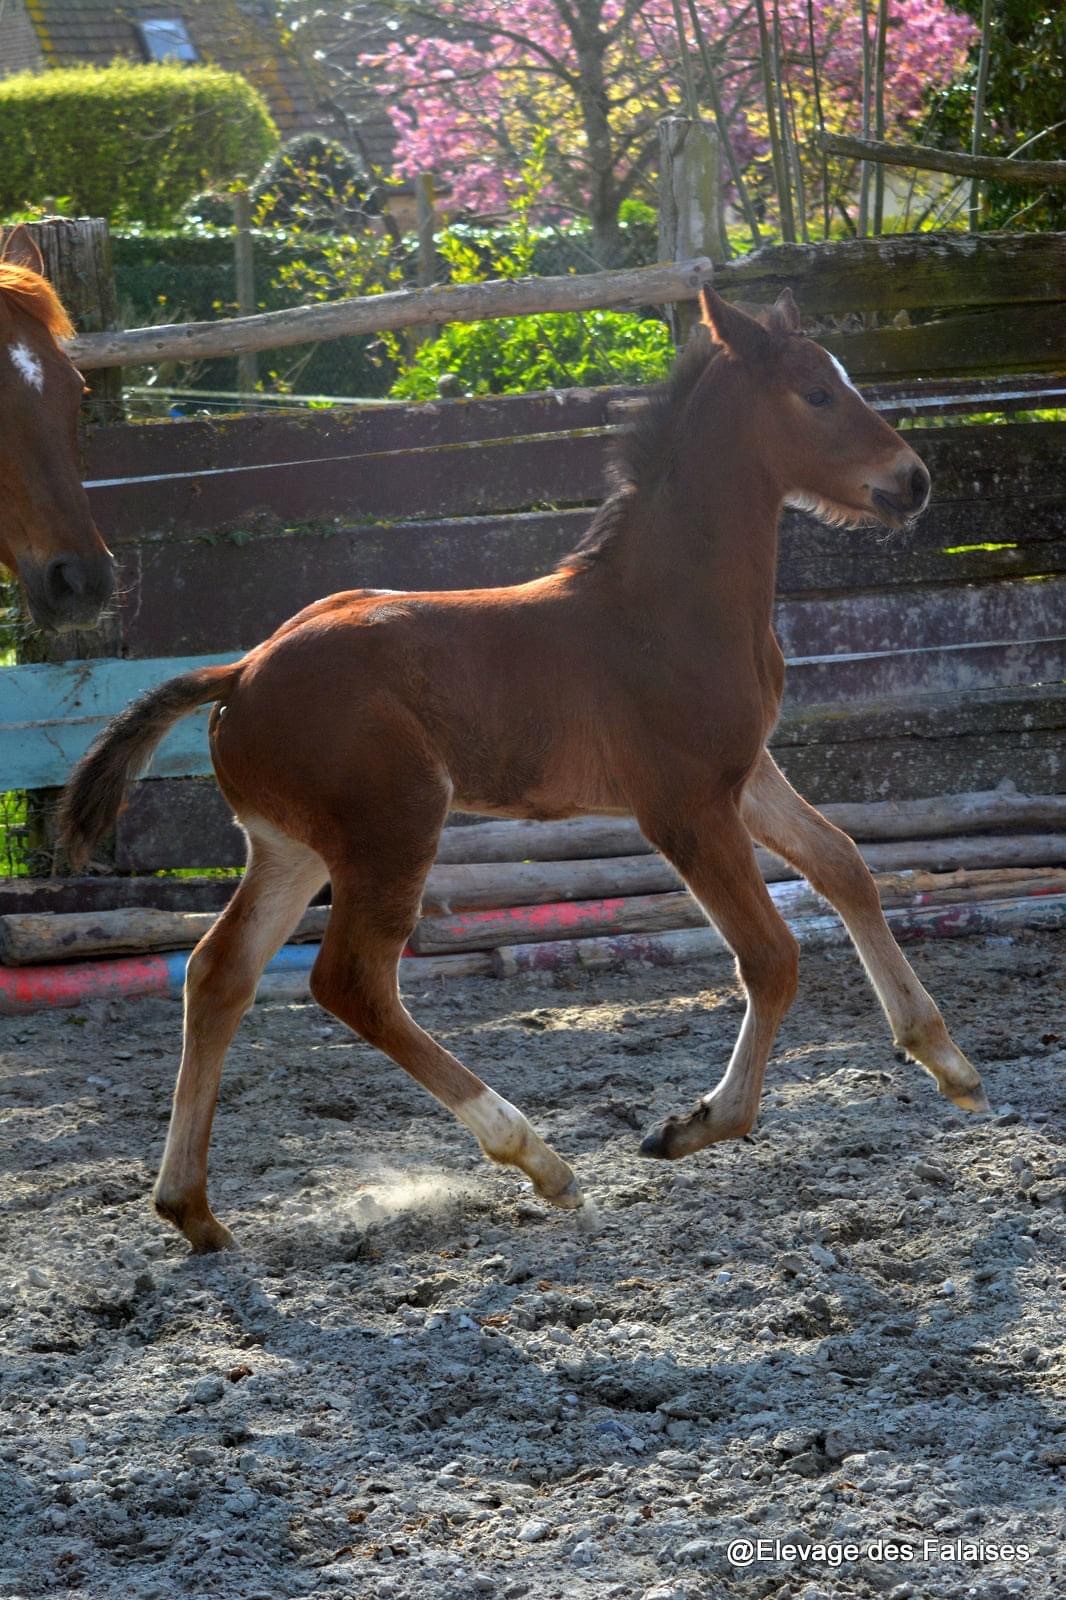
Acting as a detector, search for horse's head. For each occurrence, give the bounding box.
[0,225,115,633]
[698,284,929,530]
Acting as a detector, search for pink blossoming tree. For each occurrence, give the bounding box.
[328,0,975,261]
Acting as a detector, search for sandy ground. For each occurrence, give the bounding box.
[1,930,1063,1600]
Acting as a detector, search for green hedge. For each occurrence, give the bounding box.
[0,63,277,226]
[112,228,395,398]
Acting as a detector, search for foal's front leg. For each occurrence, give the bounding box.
[637,798,800,1159]
[740,749,988,1112]
[154,824,328,1251]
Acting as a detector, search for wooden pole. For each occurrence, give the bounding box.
[18,219,124,675]
[872,0,889,235]
[753,0,796,241]
[232,188,258,397]
[68,257,713,371]
[859,0,872,235]
[657,116,723,342]
[414,172,438,345]
[817,134,1066,189]
[970,0,994,231]
[24,217,122,426]
[684,0,762,249]
[492,893,1066,976]
[432,792,1066,864]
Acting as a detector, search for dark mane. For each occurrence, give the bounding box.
[559,326,715,571]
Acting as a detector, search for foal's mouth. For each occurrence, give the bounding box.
[870,488,917,530]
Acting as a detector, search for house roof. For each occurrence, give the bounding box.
[8,1,337,142]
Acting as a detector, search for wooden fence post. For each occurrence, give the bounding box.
[414,173,438,346]
[19,217,123,667]
[657,116,723,343]
[233,188,258,397]
[24,216,122,427]
[16,220,125,872]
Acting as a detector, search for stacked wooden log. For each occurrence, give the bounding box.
[0,789,1062,1010]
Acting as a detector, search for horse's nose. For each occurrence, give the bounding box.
[45,556,87,601]
[42,553,116,622]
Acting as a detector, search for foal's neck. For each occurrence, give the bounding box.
[613,366,782,632]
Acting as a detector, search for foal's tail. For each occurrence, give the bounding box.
[58,661,243,869]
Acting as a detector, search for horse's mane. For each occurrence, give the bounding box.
[0,263,74,340]
[560,324,716,571]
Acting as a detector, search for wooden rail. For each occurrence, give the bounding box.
[66,231,1066,384]
[67,257,712,371]
[818,133,1066,189]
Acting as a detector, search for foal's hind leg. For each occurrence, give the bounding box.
[154,820,328,1251]
[310,852,583,1210]
[638,798,800,1160]
[740,749,988,1111]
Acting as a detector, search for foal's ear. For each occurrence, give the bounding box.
[766,287,801,335]
[698,285,775,364]
[1,224,44,276]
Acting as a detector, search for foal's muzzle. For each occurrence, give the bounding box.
[872,461,931,526]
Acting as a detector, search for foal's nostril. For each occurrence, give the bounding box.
[910,465,930,507]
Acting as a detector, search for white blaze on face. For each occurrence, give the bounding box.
[9,341,44,392]
[828,351,858,394]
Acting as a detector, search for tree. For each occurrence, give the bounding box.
[282,0,975,261]
[940,0,1066,229]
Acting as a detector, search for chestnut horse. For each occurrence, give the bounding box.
[59,286,988,1253]
[0,225,115,632]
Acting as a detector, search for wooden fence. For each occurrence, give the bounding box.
[2,229,1064,917]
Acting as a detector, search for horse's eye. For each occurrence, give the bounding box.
[806,387,831,407]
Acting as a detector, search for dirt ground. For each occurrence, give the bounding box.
[1,930,1063,1600]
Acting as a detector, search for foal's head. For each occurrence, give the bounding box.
[698,285,929,530]
[0,225,115,632]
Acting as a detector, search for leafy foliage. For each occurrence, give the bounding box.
[390,309,673,400]
[941,0,1066,228]
[251,134,383,231]
[390,132,671,399]
[0,63,277,226]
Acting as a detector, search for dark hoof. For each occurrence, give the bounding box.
[640,1122,678,1159]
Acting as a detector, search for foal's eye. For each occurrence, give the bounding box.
[805,387,831,407]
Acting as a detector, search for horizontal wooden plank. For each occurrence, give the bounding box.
[116,513,588,657]
[0,876,241,917]
[777,575,1066,658]
[823,304,1066,382]
[774,685,1066,804]
[784,639,1065,706]
[434,792,1066,861]
[82,388,620,482]
[112,778,244,871]
[713,232,1066,317]
[0,654,238,791]
[87,428,609,542]
[85,419,1066,556]
[81,368,1062,503]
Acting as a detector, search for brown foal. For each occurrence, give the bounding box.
[59,286,988,1253]
[0,226,115,632]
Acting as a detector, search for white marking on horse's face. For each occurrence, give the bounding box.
[828,351,857,393]
[9,341,44,392]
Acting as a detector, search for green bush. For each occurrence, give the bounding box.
[111,227,397,399]
[0,63,277,226]
[390,309,673,400]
